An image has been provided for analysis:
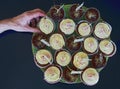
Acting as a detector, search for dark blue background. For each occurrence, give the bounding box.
[0,0,120,89]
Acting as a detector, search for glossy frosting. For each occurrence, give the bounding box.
[56,50,71,66]
[50,33,65,50]
[73,52,89,70]
[60,19,76,35]
[94,22,111,39]
[82,68,99,86]
[38,17,54,34]
[35,49,52,65]
[44,66,61,83]
[84,37,98,53]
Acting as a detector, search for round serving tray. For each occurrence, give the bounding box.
[31,4,115,85]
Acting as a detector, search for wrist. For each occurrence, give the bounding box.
[0,18,15,33]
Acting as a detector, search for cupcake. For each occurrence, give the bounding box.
[63,67,79,84]
[30,18,40,28]
[94,22,112,39]
[99,40,116,57]
[83,37,98,54]
[92,53,107,68]
[69,4,83,19]
[38,16,55,34]
[44,65,62,84]
[77,20,92,37]
[56,50,71,66]
[49,33,65,50]
[81,68,99,86]
[59,19,76,35]
[85,8,100,22]
[73,52,89,70]
[32,33,47,49]
[49,5,64,20]
[66,35,81,51]
[35,49,53,68]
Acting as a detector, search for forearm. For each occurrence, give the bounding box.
[0,18,16,33]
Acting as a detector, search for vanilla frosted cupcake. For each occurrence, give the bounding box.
[99,40,116,57]
[38,17,54,34]
[35,49,53,68]
[49,33,65,50]
[81,68,99,86]
[84,37,98,54]
[44,65,62,84]
[56,50,71,66]
[73,52,89,70]
[94,22,112,39]
[59,19,76,35]
[77,21,91,37]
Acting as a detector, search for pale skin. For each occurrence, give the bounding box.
[0,9,46,33]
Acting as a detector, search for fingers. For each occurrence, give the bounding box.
[26,8,46,19]
[29,11,45,19]
[31,8,46,14]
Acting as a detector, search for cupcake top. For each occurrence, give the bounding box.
[78,22,91,36]
[92,53,106,68]
[44,66,61,83]
[66,35,81,51]
[82,68,99,86]
[99,40,114,55]
[35,49,52,65]
[32,33,47,49]
[84,37,98,53]
[63,67,79,83]
[60,19,76,35]
[49,5,64,20]
[56,50,71,66]
[85,8,100,22]
[49,33,65,50]
[94,22,111,39]
[69,4,83,19]
[73,52,89,70]
[38,17,54,34]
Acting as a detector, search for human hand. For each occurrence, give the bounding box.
[0,9,46,33]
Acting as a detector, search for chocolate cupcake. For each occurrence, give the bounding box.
[62,67,79,84]
[69,4,83,19]
[91,53,107,68]
[55,49,71,67]
[32,33,47,49]
[94,22,112,40]
[59,18,76,35]
[49,33,65,50]
[99,40,116,57]
[35,49,53,68]
[73,52,89,70]
[81,68,99,86]
[49,5,64,20]
[29,17,40,28]
[44,65,62,84]
[37,16,55,34]
[83,37,98,55]
[66,35,81,52]
[85,8,100,22]
[77,20,92,37]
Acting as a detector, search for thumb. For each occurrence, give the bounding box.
[25,26,41,33]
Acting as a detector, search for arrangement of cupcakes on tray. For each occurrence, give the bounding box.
[31,3,117,86]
